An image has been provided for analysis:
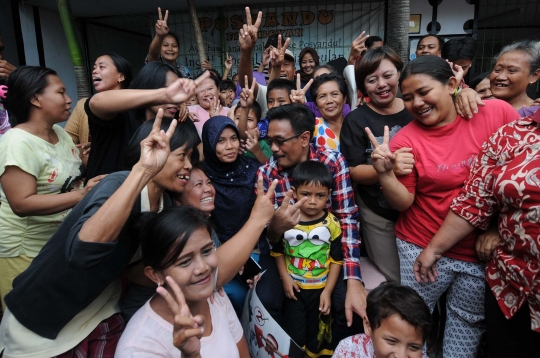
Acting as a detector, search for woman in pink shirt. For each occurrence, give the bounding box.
[189,71,230,138]
[367,56,520,357]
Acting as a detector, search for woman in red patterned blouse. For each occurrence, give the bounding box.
[415,108,540,357]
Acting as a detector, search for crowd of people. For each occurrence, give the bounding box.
[0,5,539,358]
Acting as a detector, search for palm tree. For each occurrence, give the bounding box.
[187,0,208,64]
[57,0,90,99]
[386,0,410,65]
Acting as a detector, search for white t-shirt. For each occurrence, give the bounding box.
[115,293,243,357]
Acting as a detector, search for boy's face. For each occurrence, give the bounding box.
[234,109,258,130]
[365,314,424,358]
[293,183,329,220]
[219,88,235,107]
[267,88,292,110]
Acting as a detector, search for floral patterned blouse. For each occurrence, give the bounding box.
[333,333,427,357]
[451,111,540,333]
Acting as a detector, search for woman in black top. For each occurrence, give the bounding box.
[340,47,414,283]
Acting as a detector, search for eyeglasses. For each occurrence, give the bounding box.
[267,133,302,147]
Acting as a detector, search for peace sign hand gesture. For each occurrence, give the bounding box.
[290,74,313,105]
[366,125,395,175]
[239,75,256,108]
[239,7,263,51]
[139,108,177,176]
[224,53,233,71]
[158,276,205,358]
[156,7,170,37]
[269,35,291,69]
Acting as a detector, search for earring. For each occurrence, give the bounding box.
[157,281,161,287]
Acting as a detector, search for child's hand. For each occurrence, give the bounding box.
[245,129,261,152]
[289,74,312,105]
[319,289,332,315]
[239,75,256,108]
[238,139,246,155]
[224,52,233,71]
[282,275,300,301]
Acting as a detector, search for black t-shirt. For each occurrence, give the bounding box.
[5,172,142,339]
[84,98,143,181]
[340,105,413,221]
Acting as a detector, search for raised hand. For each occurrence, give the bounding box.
[447,60,464,87]
[139,108,178,175]
[158,276,205,358]
[290,74,313,104]
[166,72,209,104]
[269,35,291,69]
[0,61,15,78]
[268,190,309,238]
[251,175,280,224]
[366,125,395,174]
[201,59,212,71]
[262,47,271,67]
[239,75,256,108]
[239,7,262,51]
[155,7,170,37]
[245,129,260,152]
[348,31,370,65]
[224,53,233,70]
[208,96,223,117]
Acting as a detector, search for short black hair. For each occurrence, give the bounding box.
[264,34,285,49]
[130,61,181,119]
[139,206,213,270]
[220,79,236,92]
[416,34,445,52]
[356,46,403,94]
[267,103,315,140]
[233,100,262,122]
[312,64,338,76]
[267,79,294,101]
[441,37,477,62]
[366,36,384,49]
[4,66,58,126]
[123,117,200,170]
[400,55,454,88]
[104,52,133,89]
[310,73,347,102]
[470,71,490,90]
[292,161,332,190]
[367,282,432,342]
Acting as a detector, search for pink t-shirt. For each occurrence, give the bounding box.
[334,333,428,358]
[115,294,243,357]
[189,105,231,138]
[390,99,520,262]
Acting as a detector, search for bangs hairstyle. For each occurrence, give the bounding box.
[139,206,213,270]
[470,71,490,90]
[4,66,58,126]
[164,32,180,47]
[292,161,332,190]
[123,117,200,170]
[367,282,432,342]
[104,52,133,89]
[441,37,477,63]
[220,79,236,92]
[235,100,262,122]
[399,55,454,88]
[267,103,315,140]
[310,73,347,102]
[355,46,403,94]
[494,40,540,74]
[267,79,294,101]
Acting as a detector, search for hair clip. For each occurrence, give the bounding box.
[0,85,7,99]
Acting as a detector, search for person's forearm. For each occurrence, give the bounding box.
[269,65,281,82]
[222,67,231,80]
[11,191,84,217]
[79,164,154,243]
[89,88,170,120]
[350,165,379,185]
[239,51,254,88]
[324,263,341,293]
[379,171,414,211]
[275,255,289,280]
[428,210,477,254]
[147,35,165,62]
[250,146,269,164]
[216,215,268,288]
[238,107,250,140]
[266,220,284,243]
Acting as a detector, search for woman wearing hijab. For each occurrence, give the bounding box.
[201,115,260,315]
[297,47,320,102]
